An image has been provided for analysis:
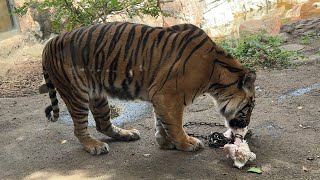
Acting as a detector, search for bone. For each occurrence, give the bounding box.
[223,128,232,139]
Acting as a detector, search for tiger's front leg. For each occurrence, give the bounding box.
[155,114,175,149]
[152,94,204,151]
[89,97,140,141]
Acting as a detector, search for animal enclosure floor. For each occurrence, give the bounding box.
[0,63,319,180]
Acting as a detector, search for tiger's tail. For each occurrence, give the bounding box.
[41,68,59,122]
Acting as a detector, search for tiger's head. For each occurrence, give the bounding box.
[208,71,256,129]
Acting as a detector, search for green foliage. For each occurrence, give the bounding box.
[300,35,311,45]
[300,31,320,45]
[220,32,301,70]
[14,0,161,33]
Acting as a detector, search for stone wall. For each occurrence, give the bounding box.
[281,17,320,35]
[2,0,320,42]
[0,0,14,32]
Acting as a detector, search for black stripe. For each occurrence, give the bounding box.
[176,29,196,49]
[49,91,56,98]
[191,87,201,103]
[93,24,109,55]
[209,80,238,90]
[167,33,180,56]
[147,39,156,72]
[159,33,173,62]
[134,81,140,97]
[45,105,53,118]
[69,29,88,91]
[44,73,49,79]
[96,24,115,72]
[141,28,157,52]
[177,30,204,60]
[105,123,112,131]
[94,109,111,120]
[156,30,165,46]
[55,33,71,84]
[124,25,137,61]
[94,99,108,108]
[81,24,101,65]
[215,60,243,72]
[75,120,88,124]
[151,31,205,99]
[106,23,128,58]
[160,119,172,126]
[46,83,54,89]
[108,48,121,88]
[52,99,58,106]
[182,36,210,74]
[134,26,147,65]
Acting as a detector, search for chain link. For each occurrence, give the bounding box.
[184,121,253,148]
[183,121,225,128]
[183,121,225,142]
[184,121,229,148]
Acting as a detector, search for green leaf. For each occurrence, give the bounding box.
[247,167,262,174]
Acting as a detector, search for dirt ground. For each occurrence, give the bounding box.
[0,36,320,179]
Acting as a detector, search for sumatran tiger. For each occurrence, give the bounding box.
[41,22,256,155]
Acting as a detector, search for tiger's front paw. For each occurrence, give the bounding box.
[175,136,204,151]
[81,139,110,155]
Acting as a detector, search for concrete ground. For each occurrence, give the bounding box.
[0,62,319,180]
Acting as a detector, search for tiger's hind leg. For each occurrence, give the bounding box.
[60,92,110,155]
[89,97,140,141]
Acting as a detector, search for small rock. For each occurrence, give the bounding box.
[302,166,308,172]
[297,106,303,110]
[143,154,151,157]
[307,156,314,161]
[59,140,67,144]
[255,86,263,92]
[280,44,305,51]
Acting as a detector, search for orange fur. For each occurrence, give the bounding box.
[41,22,256,155]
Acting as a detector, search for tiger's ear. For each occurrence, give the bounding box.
[241,71,256,94]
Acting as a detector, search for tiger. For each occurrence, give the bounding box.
[41,22,256,155]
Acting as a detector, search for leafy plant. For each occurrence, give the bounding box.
[220,32,302,70]
[300,31,320,45]
[300,35,311,45]
[14,0,162,33]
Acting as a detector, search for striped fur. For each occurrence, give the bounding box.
[42,22,256,155]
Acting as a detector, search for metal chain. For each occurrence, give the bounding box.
[183,121,225,140]
[183,121,225,128]
[183,121,253,148]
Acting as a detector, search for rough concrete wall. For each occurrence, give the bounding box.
[3,0,320,42]
[0,0,14,32]
[14,0,35,34]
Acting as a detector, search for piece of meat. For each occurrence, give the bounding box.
[223,140,256,169]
